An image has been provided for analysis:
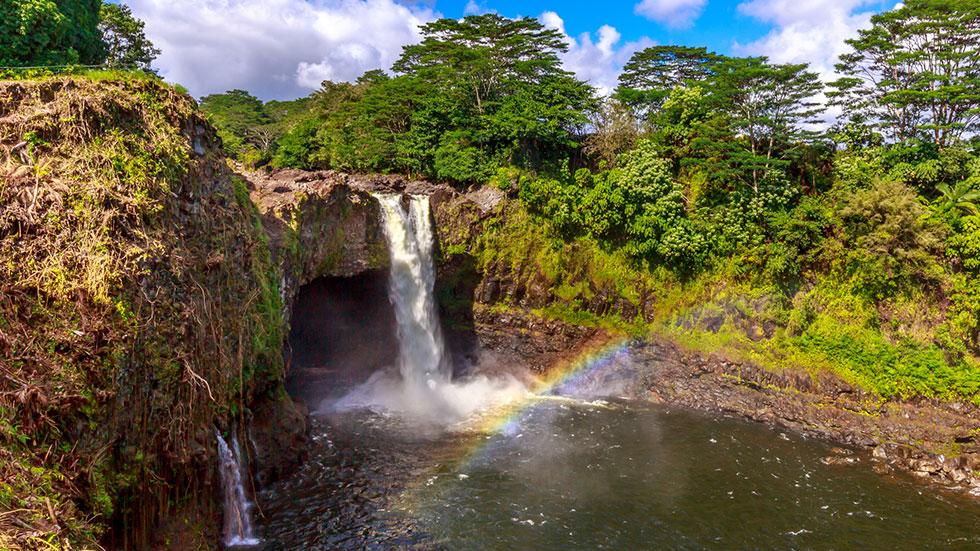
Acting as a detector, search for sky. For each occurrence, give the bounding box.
[123,0,900,101]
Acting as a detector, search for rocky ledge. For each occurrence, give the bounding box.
[635,339,980,493]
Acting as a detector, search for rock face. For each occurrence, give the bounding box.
[252,169,610,389]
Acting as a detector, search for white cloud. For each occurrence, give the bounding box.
[734,0,885,126]
[127,0,438,100]
[734,0,878,80]
[541,11,655,96]
[463,0,494,16]
[633,0,707,28]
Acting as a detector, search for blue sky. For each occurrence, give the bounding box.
[124,0,901,100]
[434,0,775,55]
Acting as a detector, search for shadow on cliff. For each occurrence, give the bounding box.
[435,252,483,378]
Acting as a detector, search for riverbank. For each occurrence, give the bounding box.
[631,337,980,491]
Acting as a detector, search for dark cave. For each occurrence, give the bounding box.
[285,270,398,409]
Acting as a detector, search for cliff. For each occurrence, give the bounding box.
[0,75,294,549]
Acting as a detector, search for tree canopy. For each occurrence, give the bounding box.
[0,0,103,67]
[1,0,159,71]
[99,0,160,71]
[830,0,980,146]
[614,45,724,114]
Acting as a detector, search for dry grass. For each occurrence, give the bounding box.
[0,75,283,549]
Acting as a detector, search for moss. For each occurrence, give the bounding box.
[0,75,289,548]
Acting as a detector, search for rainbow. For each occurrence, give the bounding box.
[392,334,636,513]
[456,334,634,463]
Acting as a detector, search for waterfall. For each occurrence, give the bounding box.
[328,193,524,421]
[374,193,449,391]
[216,429,260,547]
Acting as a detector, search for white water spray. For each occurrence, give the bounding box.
[216,430,259,547]
[330,193,524,421]
[376,194,449,392]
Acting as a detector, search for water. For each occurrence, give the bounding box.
[329,194,523,421]
[375,193,447,391]
[258,399,980,550]
[217,429,260,547]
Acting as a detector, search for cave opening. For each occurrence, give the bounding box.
[285,270,398,410]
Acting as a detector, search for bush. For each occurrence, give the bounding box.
[433,133,492,183]
[837,178,944,299]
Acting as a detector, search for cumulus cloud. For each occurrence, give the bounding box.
[633,0,707,28]
[463,0,494,16]
[541,11,655,96]
[126,0,438,100]
[734,0,878,80]
[734,0,886,125]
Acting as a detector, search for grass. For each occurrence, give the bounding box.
[0,74,286,548]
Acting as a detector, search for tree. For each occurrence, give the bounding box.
[392,14,595,166]
[583,98,640,168]
[615,46,724,116]
[99,1,160,71]
[830,0,980,147]
[199,90,271,158]
[681,57,824,194]
[0,0,103,67]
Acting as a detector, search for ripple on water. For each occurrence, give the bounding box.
[258,401,980,551]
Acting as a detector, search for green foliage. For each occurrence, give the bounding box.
[271,116,320,169]
[199,89,272,159]
[614,45,723,115]
[0,0,103,67]
[433,132,492,183]
[837,178,944,299]
[798,317,980,401]
[830,0,980,146]
[98,1,159,71]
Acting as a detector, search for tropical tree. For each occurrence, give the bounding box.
[705,57,825,192]
[392,14,596,166]
[98,0,160,71]
[614,45,724,115]
[0,0,103,67]
[199,90,272,158]
[829,0,980,146]
[583,98,640,168]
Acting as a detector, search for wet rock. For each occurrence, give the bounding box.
[911,459,941,475]
[249,394,310,486]
[822,456,858,466]
[872,463,893,475]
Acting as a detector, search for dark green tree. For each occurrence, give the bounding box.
[199,90,271,158]
[830,0,980,146]
[1,0,103,67]
[703,57,825,192]
[614,45,724,115]
[392,14,595,167]
[680,57,824,195]
[98,0,160,71]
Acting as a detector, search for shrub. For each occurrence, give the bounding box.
[837,178,944,299]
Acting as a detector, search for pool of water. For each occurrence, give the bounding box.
[256,397,980,551]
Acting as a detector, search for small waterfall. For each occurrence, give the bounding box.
[374,193,449,391]
[216,429,260,547]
